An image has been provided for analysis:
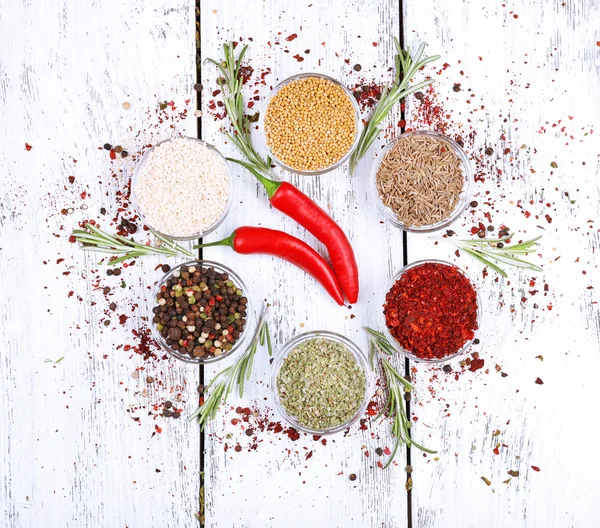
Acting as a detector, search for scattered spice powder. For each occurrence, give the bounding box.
[277,337,366,430]
[384,262,478,360]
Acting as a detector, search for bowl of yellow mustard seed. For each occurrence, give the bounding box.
[260,73,360,175]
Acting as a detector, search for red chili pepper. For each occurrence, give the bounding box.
[232,161,359,303]
[197,226,344,305]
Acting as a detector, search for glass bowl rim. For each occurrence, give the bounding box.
[131,137,234,241]
[270,329,373,435]
[370,130,473,233]
[149,259,253,364]
[258,72,361,176]
[381,259,482,364]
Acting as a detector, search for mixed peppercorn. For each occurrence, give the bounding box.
[152,264,247,360]
[384,262,478,361]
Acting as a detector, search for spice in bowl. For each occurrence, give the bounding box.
[263,75,358,173]
[375,132,470,230]
[275,335,367,432]
[384,261,479,361]
[133,137,230,239]
[152,263,248,361]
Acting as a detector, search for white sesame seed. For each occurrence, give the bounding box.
[134,138,230,237]
[214,323,221,330]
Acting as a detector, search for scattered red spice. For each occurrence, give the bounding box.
[535,377,544,385]
[25,143,33,151]
[384,262,478,360]
[531,465,541,472]
[351,82,383,112]
[286,33,298,41]
[293,54,304,62]
[469,358,485,372]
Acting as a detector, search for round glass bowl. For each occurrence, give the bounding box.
[370,130,473,233]
[131,137,234,241]
[149,260,253,364]
[270,330,373,435]
[382,259,482,364]
[259,73,361,176]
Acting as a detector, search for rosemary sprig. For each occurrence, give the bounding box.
[71,223,194,264]
[188,305,272,430]
[435,233,543,278]
[349,39,440,174]
[365,327,436,468]
[205,43,272,174]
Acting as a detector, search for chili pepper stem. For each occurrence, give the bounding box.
[228,157,280,199]
[194,233,236,250]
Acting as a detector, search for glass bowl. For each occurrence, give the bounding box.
[370,130,473,233]
[270,330,373,435]
[259,73,361,176]
[131,137,233,241]
[149,260,253,364]
[382,259,481,364]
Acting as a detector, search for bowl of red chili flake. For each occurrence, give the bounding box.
[383,260,480,362]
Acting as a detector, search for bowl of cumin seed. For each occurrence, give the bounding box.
[371,130,473,232]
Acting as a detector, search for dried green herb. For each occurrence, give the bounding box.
[277,338,366,430]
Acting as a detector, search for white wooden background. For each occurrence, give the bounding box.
[1,1,599,527]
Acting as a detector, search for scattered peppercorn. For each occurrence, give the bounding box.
[146,376,154,384]
[443,364,453,373]
[100,207,107,215]
[477,230,486,238]
[103,143,112,150]
[113,268,122,276]
[234,445,242,452]
[375,447,383,456]
[470,200,478,208]
[245,429,254,437]
[473,338,480,345]
[485,147,494,156]
[487,225,494,231]
[453,83,461,92]
[109,302,117,311]
[497,242,504,249]
[197,384,205,394]
[161,264,171,273]
[446,230,455,237]
[103,286,111,295]
[106,269,113,276]
[114,145,123,154]
[414,91,424,101]
[121,151,128,158]
[172,412,181,419]
[104,320,111,326]
[349,473,357,481]
[194,83,203,91]
[165,401,173,409]
[353,64,362,71]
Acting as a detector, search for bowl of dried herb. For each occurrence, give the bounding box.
[371,130,473,232]
[270,331,372,435]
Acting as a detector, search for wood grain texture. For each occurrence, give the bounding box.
[200,1,409,527]
[403,1,600,527]
[0,1,200,527]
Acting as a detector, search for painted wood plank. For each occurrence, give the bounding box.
[0,2,201,527]
[403,1,600,526]
[200,1,410,527]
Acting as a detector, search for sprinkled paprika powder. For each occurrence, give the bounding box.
[384,262,478,360]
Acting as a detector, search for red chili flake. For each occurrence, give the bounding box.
[383,446,391,456]
[56,258,65,264]
[80,191,87,200]
[321,438,327,446]
[286,33,298,41]
[352,83,382,111]
[493,447,500,455]
[293,54,304,62]
[535,377,544,385]
[119,314,128,325]
[531,465,540,472]
[287,428,300,441]
[545,214,553,223]
[68,176,75,184]
[25,143,33,151]
[470,358,485,372]
[305,450,313,460]
[109,149,116,160]
[384,262,478,360]
[155,425,162,434]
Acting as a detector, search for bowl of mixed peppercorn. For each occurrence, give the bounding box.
[382,260,481,363]
[150,261,251,363]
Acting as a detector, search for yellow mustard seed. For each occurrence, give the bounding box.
[264,77,357,172]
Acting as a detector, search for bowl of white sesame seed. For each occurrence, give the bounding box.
[131,137,233,240]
